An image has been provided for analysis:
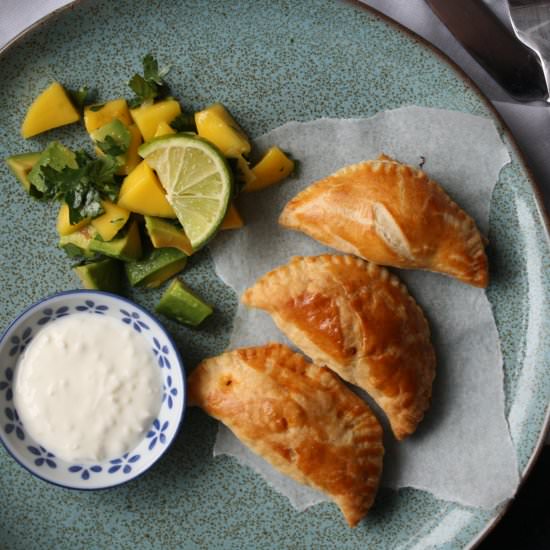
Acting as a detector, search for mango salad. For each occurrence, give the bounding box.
[5,55,296,326]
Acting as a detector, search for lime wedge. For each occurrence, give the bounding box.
[139,135,233,251]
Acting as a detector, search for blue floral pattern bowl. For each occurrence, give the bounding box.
[0,290,186,490]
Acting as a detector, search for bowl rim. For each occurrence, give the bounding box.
[0,288,188,491]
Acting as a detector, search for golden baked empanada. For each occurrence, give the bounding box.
[279,157,488,287]
[188,343,384,527]
[242,255,436,439]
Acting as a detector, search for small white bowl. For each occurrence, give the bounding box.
[0,290,186,489]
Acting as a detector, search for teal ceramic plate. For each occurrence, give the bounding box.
[1,1,549,548]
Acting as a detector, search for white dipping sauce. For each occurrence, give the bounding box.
[14,314,162,462]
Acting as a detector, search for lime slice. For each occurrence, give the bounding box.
[139,134,233,251]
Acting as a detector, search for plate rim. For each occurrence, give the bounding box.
[1,0,549,547]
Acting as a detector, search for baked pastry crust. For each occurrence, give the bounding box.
[242,255,436,439]
[188,343,384,527]
[279,156,488,287]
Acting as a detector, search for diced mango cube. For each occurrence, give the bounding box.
[84,99,132,133]
[5,152,41,194]
[220,203,244,230]
[130,100,181,142]
[120,124,143,175]
[245,147,294,192]
[56,203,90,236]
[195,103,251,158]
[21,82,80,138]
[118,161,176,218]
[154,121,176,137]
[90,201,130,241]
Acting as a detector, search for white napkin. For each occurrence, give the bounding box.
[210,106,520,510]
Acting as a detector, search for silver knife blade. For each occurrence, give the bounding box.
[425,0,548,101]
[508,0,550,103]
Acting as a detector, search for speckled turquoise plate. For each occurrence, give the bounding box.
[1,1,549,548]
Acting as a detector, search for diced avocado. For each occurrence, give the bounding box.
[91,118,132,170]
[144,216,193,255]
[156,278,213,326]
[125,247,187,288]
[28,142,77,193]
[59,225,97,258]
[5,152,42,195]
[73,258,124,294]
[21,82,80,138]
[88,218,142,261]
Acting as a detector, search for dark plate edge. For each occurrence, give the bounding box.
[1,0,549,548]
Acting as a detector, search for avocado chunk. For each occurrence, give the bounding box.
[73,258,124,294]
[88,218,142,261]
[59,225,97,258]
[125,247,187,288]
[91,118,131,168]
[156,278,213,326]
[28,142,77,193]
[144,216,193,255]
[5,152,42,195]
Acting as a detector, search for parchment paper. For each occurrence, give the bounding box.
[209,106,519,510]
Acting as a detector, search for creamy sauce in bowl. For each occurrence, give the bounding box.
[14,314,162,462]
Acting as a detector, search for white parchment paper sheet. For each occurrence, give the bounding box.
[209,106,519,510]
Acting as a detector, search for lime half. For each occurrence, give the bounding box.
[139,134,233,251]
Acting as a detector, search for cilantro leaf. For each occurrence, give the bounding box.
[96,134,127,157]
[143,54,170,85]
[87,155,120,202]
[39,150,121,224]
[65,183,103,223]
[128,74,158,106]
[68,86,94,112]
[128,53,170,107]
[170,112,196,133]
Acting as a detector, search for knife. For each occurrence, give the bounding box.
[425,0,548,101]
[508,0,550,103]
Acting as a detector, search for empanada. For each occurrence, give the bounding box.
[279,157,488,287]
[242,255,436,439]
[188,343,384,527]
